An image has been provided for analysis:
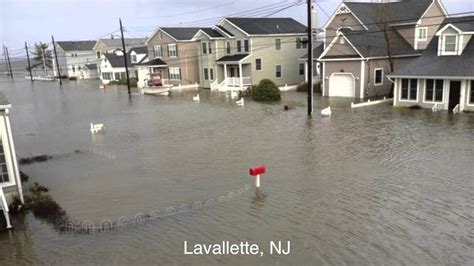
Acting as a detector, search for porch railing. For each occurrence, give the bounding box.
[225,77,252,87]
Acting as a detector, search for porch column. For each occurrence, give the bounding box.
[305,61,308,82]
[239,63,243,89]
[224,64,228,87]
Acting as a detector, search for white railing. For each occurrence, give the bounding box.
[0,187,12,229]
[210,80,219,91]
[432,103,441,112]
[224,77,252,87]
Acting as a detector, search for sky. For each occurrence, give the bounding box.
[1,0,474,53]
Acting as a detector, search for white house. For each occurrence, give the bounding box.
[53,40,98,79]
[99,47,148,85]
[0,92,23,230]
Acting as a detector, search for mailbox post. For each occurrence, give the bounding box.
[249,165,266,188]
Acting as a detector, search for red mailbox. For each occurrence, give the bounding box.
[249,165,266,176]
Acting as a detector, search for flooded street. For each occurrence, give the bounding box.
[1,78,473,265]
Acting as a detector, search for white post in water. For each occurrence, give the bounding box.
[249,165,266,188]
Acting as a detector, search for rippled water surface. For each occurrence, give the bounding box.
[0,78,473,265]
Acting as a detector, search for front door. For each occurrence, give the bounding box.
[448,81,461,111]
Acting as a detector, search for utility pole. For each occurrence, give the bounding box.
[2,46,9,78]
[5,47,13,78]
[51,35,62,86]
[25,42,33,82]
[307,0,314,115]
[119,18,131,94]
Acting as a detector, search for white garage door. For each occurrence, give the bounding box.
[329,74,355,97]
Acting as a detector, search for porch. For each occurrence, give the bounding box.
[213,54,252,91]
[136,58,169,89]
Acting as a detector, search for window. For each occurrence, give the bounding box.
[374,69,383,86]
[78,66,82,71]
[208,42,212,54]
[401,78,418,101]
[276,65,282,78]
[244,40,249,53]
[296,38,302,49]
[168,44,177,57]
[154,45,162,58]
[204,68,209,80]
[302,38,308,49]
[210,68,214,80]
[202,42,207,54]
[237,40,242,53]
[276,38,281,50]
[470,80,474,104]
[115,72,126,80]
[417,27,428,41]
[169,67,181,80]
[425,79,444,102]
[72,65,75,72]
[96,51,101,59]
[102,72,112,80]
[255,58,262,71]
[299,63,305,76]
[226,42,231,54]
[131,54,137,63]
[0,141,9,184]
[443,35,457,54]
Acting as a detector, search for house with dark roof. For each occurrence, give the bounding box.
[193,17,308,90]
[389,15,474,112]
[138,27,203,89]
[99,47,148,85]
[316,0,448,98]
[0,92,24,230]
[53,40,98,79]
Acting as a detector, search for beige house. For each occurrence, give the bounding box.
[194,17,308,91]
[137,27,201,89]
[316,0,448,98]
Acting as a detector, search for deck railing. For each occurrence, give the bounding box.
[225,77,252,87]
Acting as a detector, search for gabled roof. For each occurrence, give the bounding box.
[200,28,224,38]
[129,46,148,54]
[56,41,96,51]
[390,36,474,77]
[215,25,234,37]
[160,27,202,41]
[103,53,131,68]
[223,17,306,35]
[136,58,167,66]
[343,0,433,30]
[438,15,474,32]
[96,38,147,49]
[84,63,97,70]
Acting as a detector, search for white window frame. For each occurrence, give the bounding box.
[131,54,137,63]
[468,80,474,106]
[169,67,181,80]
[255,58,262,71]
[210,68,214,80]
[417,27,428,41]
[299,63,305,76]
[226,41,231,54]
[275,65,282,78]
[423,79,445,103]
[441,34,458,56]
[168,43,177,57]
[202,42,207,55]
[399,78,419,102]
[236,40,242,53]
[0,137,14,187]
[374,68,384,86]
[153,45,162,58]
[243,39,250,53]
[203,68,209,80]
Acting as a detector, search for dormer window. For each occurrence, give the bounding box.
[441,34,458,55]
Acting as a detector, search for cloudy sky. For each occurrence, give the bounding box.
[1,0,473,52]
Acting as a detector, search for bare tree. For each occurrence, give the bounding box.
[375,4,397,96]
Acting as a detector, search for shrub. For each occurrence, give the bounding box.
[109,78,138,87]
[296,81,322,93]
[252,79,281,102]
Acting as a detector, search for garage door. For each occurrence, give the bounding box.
[329,74,355,97]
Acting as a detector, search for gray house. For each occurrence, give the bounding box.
[54,40,98,79]
[316,0,448,98]
[389,16,474,112]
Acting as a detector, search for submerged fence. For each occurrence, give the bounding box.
[57,184,252,235]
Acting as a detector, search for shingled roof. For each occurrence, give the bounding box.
[129,46,148,54]
[390,17,474,78]
[98,38,147,49]
[103,53,131,68]
[224,17,306,35]
[160,27,202,41]
[440,15,474,32]
[56,41,96,51]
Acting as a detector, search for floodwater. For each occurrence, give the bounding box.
[0,78,473,265]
